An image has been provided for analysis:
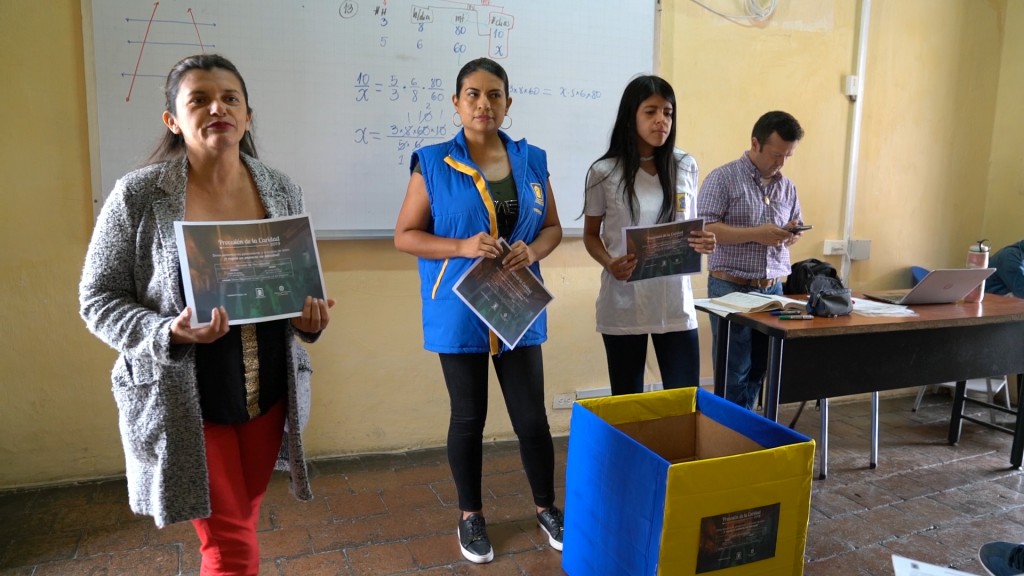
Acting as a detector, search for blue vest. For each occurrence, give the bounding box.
[411,130,550,354]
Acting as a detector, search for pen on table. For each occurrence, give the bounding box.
[778,315,814,320]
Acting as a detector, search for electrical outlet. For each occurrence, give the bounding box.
[552,393,575,410]
[824,240,847,256]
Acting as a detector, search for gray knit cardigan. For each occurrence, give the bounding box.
[79,155,317,528]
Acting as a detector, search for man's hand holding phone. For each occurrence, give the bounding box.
[786,224,813,234]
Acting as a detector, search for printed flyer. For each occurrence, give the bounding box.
[453,238,554,349]
[622,217,704,282]
[696,503,780,573]
[174,214,326,326]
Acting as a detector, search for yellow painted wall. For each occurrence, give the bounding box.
[984,1,1024,251]
[1,1,126,485]
[854,1,1008,285]
[0,0,1018,488]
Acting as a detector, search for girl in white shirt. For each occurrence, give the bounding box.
[582,75,716,395]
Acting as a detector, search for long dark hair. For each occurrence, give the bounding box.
[144,54,257,166]
[586,75,678,224]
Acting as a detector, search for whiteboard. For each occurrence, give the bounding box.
[83,1,656,238]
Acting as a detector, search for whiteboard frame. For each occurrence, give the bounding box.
[83,0,104,225]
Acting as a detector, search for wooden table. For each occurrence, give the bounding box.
[705,294,1024,478]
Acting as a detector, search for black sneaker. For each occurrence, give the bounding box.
[458,513,494,564]
[537,506,564,551]
[979,541,1024,576]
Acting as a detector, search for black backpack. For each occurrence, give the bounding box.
[784,258,840,295]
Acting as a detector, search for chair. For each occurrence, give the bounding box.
[910,265,930,285]
[912,376,1010,422]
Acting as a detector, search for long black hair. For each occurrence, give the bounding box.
[144,54,257,166]
[586,75,678,224]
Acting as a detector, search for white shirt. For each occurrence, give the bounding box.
[583,151,700,334]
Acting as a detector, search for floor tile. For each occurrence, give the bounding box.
[2,394,1023,575]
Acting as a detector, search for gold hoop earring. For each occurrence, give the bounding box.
[501,115,512,130]
[452,112,463,128]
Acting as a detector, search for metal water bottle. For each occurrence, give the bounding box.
[964,239,990,303]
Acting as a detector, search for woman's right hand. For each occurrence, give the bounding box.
[607,253,637,282]
[170,306,230,345]
[459,232,503,259]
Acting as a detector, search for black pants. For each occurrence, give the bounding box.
[439,346,555,512]
[601,329,700,395]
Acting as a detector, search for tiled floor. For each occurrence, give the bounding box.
[2,390,1023,575]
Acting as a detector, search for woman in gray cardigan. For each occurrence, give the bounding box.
[79,54,334,576]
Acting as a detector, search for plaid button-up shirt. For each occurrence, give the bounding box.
[697,152,802,280]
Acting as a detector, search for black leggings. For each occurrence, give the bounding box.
[601,329,700,395]
[438,346,555,512]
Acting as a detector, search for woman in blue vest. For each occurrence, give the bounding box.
[394,57,563,564]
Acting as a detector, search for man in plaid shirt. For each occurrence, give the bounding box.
[697,111,808,410]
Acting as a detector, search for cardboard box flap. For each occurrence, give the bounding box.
[577,387,697,427]
[612,412,769,463]
[696,416,766,459]
[697,389,812,448]
[614,413,696,463]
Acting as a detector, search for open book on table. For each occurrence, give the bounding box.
[706,292,807,314]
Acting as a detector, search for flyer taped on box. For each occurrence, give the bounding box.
[174,214,327,327]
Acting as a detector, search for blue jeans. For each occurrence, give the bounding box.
[707,276,783,411]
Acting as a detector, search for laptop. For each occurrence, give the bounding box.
[863,268,996,305]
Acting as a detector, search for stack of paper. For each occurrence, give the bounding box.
[891,554,977,575]
[851,297,918,317]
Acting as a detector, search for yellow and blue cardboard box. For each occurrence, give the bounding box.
[562,387,815,576]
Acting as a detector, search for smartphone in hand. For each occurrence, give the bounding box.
[786,224,813,233]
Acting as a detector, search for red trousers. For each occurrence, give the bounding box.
[192,400,285,576]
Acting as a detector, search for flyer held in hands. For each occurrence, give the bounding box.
[174,214,327,327]
[453,238,554,350]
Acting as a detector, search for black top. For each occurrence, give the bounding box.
[413,163,519,240]
[195,320,288,424]
[489,173,518,240]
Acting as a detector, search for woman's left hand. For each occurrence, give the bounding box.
[291,296,336,334]
[689,230,717,254]
[502,240,536,272]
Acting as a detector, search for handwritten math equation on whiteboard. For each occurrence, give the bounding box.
[340,1,517,168]
[339,1,515,59]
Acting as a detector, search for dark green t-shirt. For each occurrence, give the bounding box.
[414,164,518,239]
